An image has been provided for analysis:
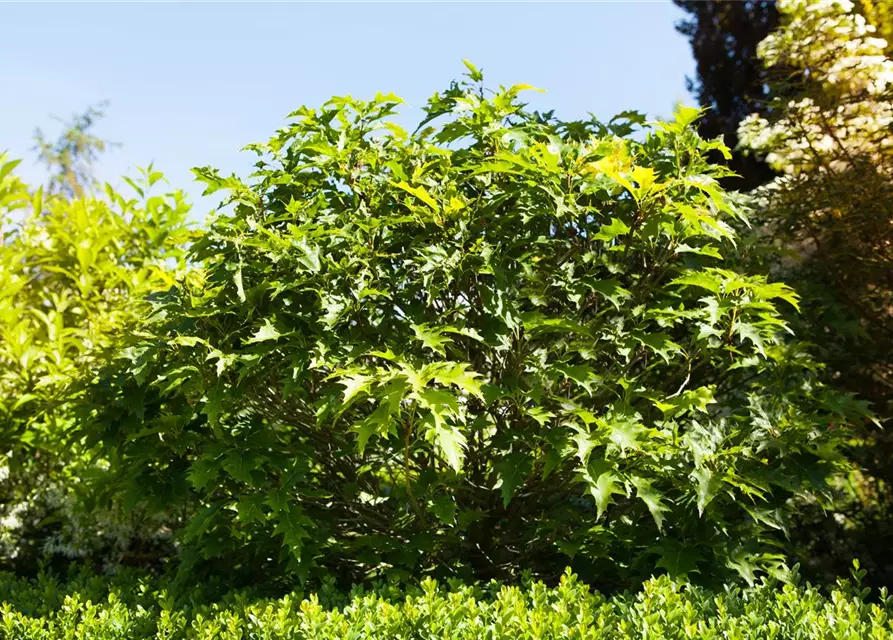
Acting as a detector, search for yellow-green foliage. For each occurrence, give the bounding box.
[0,154,191,564]
[0,567,891,639]
[861,0,893,56]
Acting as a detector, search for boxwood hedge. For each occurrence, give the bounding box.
[0,565,890,639]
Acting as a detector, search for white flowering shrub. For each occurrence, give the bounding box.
[738,0,893,582]
[739,0,893,173]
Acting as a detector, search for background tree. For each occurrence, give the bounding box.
[673,0,779,191]
[738,0,893,585]
[32,102,117,198]
[675,0,892,192]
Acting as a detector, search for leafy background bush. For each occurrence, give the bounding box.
[0,114,191,573]
[730,0,893,584]
[672,0,893,587]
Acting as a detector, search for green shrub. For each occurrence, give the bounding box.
[82,67,868,587]
[0,566,892,639]
[0,154,191,570]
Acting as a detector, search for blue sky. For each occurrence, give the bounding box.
[1,2,694,211]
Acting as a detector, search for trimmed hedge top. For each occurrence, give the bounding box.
[1,567,892,639]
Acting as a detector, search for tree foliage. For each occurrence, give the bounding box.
[80,69,867,589]
[675,0,892,191]
[32,103,117,198]
[673,0,780,190]
[860,0,893,56]
[737,0,893,583]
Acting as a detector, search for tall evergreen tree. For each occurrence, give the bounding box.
[32,103,117,197]
[674,0,778,191]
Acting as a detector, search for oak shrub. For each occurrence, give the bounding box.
[82,69,867,588]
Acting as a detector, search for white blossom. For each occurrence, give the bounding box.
[740,0,893,179]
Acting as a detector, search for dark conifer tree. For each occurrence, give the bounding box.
[674,0,778,190]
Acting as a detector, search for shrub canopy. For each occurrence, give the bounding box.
[83,69,867,588]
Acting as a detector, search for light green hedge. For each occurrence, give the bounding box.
[1,567,892,639]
